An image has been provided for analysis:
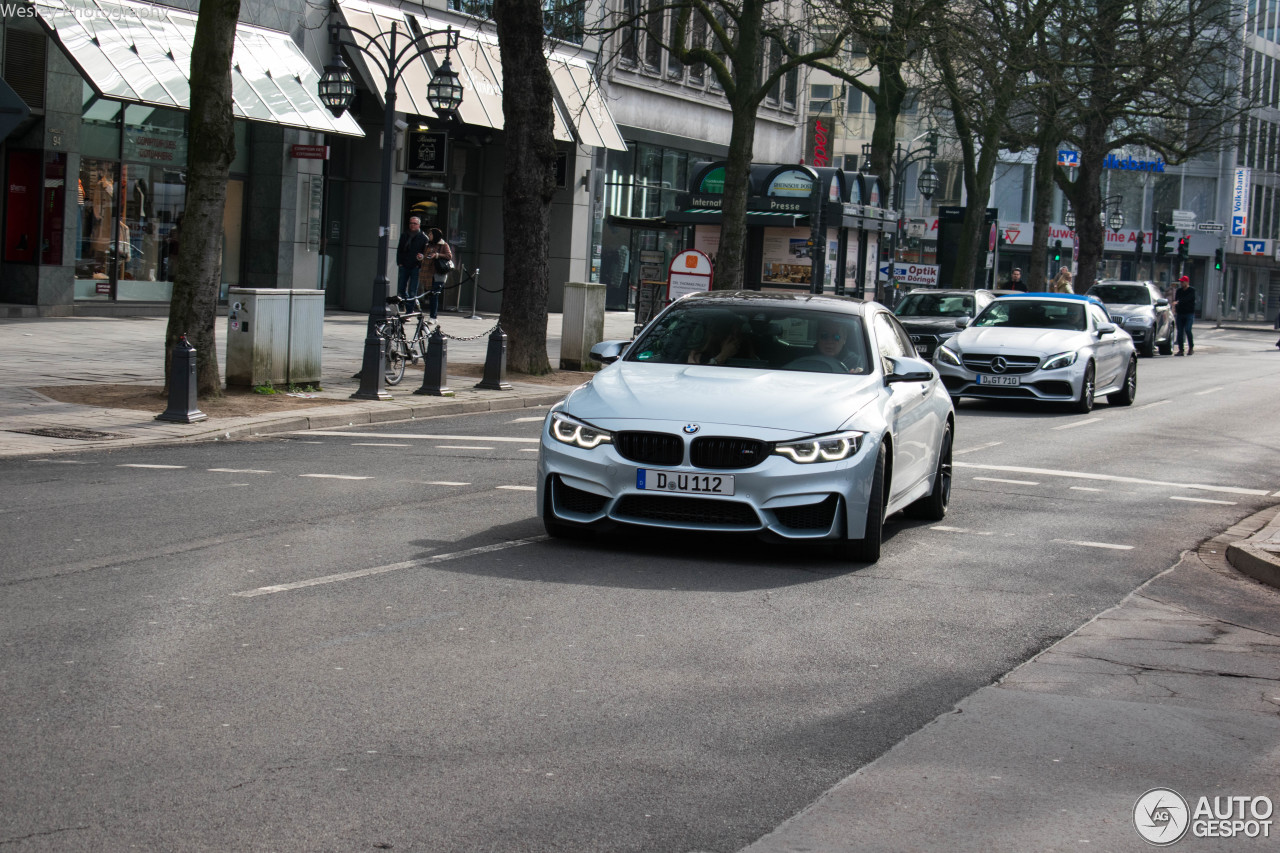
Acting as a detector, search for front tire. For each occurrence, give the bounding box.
[1141,336,1155,358]
[1072,362,1095,414]
[384,342,406,385]
[907,423,952,521]
[1107,357,1138,406]
[835,444,886,563]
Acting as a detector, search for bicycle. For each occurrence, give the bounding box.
[377,296,432,384]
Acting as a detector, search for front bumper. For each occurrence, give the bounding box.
[536,420,882,541]
[934,352,1087,402]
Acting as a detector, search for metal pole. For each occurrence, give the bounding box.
[466,267,482,319]
[352,24,398,401]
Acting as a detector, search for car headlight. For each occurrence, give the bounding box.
[935,343,962,366]
[773,431,865,464]
[1041,351,1078,370]
[550,412,612,449]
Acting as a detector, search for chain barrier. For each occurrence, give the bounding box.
[434,320,501,342]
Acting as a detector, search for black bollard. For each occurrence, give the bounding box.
[414,327,454,396]
[475,324,513,390]
[157,335,208,423]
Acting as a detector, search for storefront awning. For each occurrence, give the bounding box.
[30,0,365,136]
[665,209,806,228]
[336,0,625,150]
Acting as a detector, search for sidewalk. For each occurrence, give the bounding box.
[0,309,638,457]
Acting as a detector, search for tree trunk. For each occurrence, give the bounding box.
[1027,141,1058,290]
[1058,124,1108,294]
[713,97,757,290]
[495,0,557,374]
[164,0,239,396]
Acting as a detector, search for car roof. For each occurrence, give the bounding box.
[995,292,1106,307]
[680,290,870,314]
[903,288,988,296]
[1092,279,1155,288]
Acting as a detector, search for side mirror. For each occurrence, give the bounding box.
[588,340,629,364]
[885,355,935,384]
[954,317,970,329]
[1155,297,1169,307]
[1097,322,1117,337]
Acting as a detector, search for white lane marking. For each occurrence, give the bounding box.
[497,485,537,491]
[510,416,545,423]
[425,481,470,486]
[1052,418,1101,431]
[931,526,993,535]
[352,443,410,447]
[1170,495,1237,505]
[973,476,1040,486]
[1052,539,1134,551]
[299,474,372,480]
[519,448,539,453]
[954,441,1003,456]
[300,431,538,443]
[1194,386,1225,396]
[118,464,186,469]
[435,445,494,450]
[208,468,274,474]
[1070,486,1105,492]
[1136,400,1171,411]
[232,536,547,597]
[954,462,1271,497]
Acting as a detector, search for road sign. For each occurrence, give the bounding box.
[1171,209,1196,228]
[1196,222,1225,232]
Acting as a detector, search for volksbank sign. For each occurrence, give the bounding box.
[1060,151,1166,172]
[1103,153,1165,172]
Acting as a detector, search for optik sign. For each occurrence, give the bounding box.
[1232,168,1251,236]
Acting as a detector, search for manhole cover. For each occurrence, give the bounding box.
[11,427,123,441]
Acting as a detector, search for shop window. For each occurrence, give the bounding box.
[75,159,121,298]
[42,153,67,266]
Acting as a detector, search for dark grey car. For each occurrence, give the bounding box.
[894,289,1003,360]
[1086,280,1173,357]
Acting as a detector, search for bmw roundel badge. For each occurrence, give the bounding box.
[682,424,700,434]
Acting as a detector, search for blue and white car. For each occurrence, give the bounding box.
[536,291,955,563]
[932,292,1137,413]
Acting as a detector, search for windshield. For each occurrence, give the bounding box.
[895,292,975,318]
[1089,284,1151,305]
[627,303,872,375]
[972,300,1087,331]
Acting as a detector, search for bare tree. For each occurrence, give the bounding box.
[163,0,241,395]
[1048,0,1242,292]
[494,0,560,374]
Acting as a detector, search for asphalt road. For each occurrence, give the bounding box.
[2,326,1277,852]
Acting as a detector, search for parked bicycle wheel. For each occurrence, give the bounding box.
[381,323,408,385]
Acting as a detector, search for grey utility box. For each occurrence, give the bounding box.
[560,281,606,370]
[225,288,324,387]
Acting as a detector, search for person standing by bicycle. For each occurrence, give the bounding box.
[422,227,453,320]
[395,216,428,302]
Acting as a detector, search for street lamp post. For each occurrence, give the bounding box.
[318,21,463,400]
[863,129,938,304]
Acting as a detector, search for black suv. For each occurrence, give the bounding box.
[893,289,1003,360]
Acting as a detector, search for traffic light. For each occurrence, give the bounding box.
[1133,231,1145,263]
[1177,236,1190,260]
[1156,222,1174,256]
[1052,239,1062,262]
[1214,248,1224,270]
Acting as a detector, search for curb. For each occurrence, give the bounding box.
[1224,504,1280,591]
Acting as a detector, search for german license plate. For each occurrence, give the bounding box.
[977,374,1020,386]
[637,469,734,496]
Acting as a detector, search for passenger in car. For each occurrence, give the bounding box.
[688,316,754,365]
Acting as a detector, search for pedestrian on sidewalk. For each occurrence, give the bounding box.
[395,216,429,301]
[1005,267,1028,292]
[1050,266,1073,294]
[1173,274,1196,356]
[423,228,453,320]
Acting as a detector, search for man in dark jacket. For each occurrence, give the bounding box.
[1173,274,1196,356]
[395,216,429,301]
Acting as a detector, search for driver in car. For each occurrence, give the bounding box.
[812,319,866,374]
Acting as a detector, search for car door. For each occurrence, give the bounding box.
[1087,302,1125,387]
[873,311,938,500]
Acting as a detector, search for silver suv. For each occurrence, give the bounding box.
[1085,280,1173,357]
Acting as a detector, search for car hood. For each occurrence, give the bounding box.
[953,326,1086,352]
[1102,304,1155,319]
[896,316,966,334]
[562,362,883,437]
